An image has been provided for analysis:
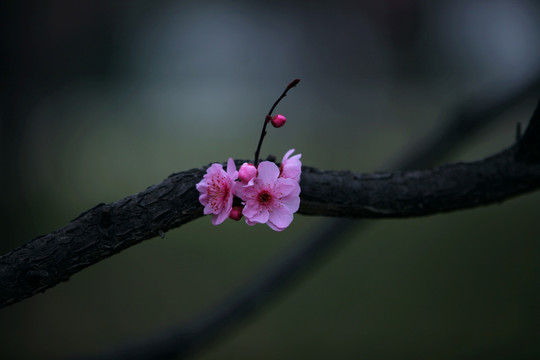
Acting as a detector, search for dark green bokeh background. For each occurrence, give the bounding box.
[1,1,539,359]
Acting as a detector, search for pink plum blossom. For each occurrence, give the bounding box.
[196,158,238,225]
[270,114,287,128]
[238,162,258,183]
[241,161,300,231]
[280,149,302,182]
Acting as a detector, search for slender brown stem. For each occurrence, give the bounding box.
[253,79,300,165]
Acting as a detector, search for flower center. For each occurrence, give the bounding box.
[208,176,230,210]
[258,190,272,205]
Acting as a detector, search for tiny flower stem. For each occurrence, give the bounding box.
[253,79,300,165]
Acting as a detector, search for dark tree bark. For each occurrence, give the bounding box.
[1,99,540,311]
[72,99,540,360]
[1,106,540,308]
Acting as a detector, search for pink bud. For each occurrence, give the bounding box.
[229,206,243,221]
[238,163,258,183]
[271,114,286,128]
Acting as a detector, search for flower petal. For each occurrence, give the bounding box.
[207,163,224,175]
[281,150,302,181]
[266,220,286,232]
[245,218,258,226]
[203,204,215,215]
[275,178,300,196]
[242,200,260,218]
[280,192,300,212]
[226,158,238,180]
[282,148,295,163]
[212,207,229,225]
[243,201,269,223]
[256,161,280,184]
[268,205,294,229]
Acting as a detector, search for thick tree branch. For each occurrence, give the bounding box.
[76,98,540,360]
[73,94,540,360]
[2,102,540,309]
[0,169,206,308]
[300,147,540,217]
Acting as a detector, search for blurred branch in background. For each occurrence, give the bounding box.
[395,70,540,169]
[66,93,538,359]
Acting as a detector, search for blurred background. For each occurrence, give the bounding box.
[1,0,540,359]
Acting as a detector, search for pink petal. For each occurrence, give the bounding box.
[282,148,295,163]
[232,181,246,199]
[268,205,294,229]
[280,192,300,212]
[226,158,238,180]
[281,152,302,181]
[207,163,224,175]
[212,209,229,225]
[242,200,260,218]
[274,178,300,196]
[203,205,215,215]
[256,161,280,184]
[253,208,270,223]
[195,181,208,192]
[266,220,286,232]
[243,201,269,223]
[245,218,258,226]
[239,184,259,203]
[198,191,208,201]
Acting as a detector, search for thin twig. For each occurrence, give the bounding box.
[253,79,300,165]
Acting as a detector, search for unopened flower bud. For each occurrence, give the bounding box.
[287,78,300,90]
[229,206,243,221]
[271,114,287,128]
[238,162,257,183]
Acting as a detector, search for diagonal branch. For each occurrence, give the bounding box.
[2,102,540,309]
[75,98,540,360]
[300,147,540,217]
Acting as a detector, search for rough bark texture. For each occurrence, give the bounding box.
[300,147,540,217]
[0,169,205,308]
[1,101,540,309]
[73,99,540,360]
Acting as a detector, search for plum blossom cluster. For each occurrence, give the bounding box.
[196,78,301,231]
[196,149,301,231]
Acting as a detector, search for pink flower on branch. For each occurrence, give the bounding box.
[196,158,238,225]
[241,161,300,231]
[195,79,302,229]
[280,149,302,182]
